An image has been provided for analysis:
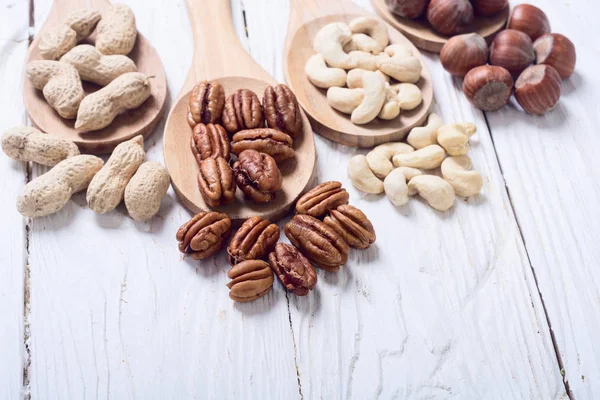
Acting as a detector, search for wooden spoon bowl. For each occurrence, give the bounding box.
[23,0,167,154]
[284,0,434,148]
[163,0,316,223]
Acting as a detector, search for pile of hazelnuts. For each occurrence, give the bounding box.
[439,4,576,115]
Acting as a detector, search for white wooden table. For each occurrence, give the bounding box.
[1,0,598,398]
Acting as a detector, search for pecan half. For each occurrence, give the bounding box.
[324,205,376,249]
[284,214,349,272]
[263,84,303,138]
[191,123,230,164]
[188,80,225,127]
[226,260,274,302]
[269,243,317,296]
[221,89,264,135]
[233,150,283,203]
[231,128,294,163]
[176,211,232,260]
[227,216,280,265]
[295,181,349,218]
[198,157,236,208]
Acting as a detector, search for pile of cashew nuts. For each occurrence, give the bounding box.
[305,17,423,125]
[347,113,484,211]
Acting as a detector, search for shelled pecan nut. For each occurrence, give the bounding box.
[231,128,294,163]
[263,84,303,138]
[188,80,225,127]
[226,260,274,302]
[268,243,317,296]
[221,89,264,134]
[284,214,349,272]
[324,204,376,249]
[295,181,349,218]
[227,216,280,265]
[176,211,232,260]
[191,123,230,163]
[198,157,236,208]
[233,149,283,203]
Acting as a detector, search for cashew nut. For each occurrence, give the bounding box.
[327,87,364,114]
[351,71,387,125]
[437,123,477,156]
[348,51,382,71]
[408,175,455,211]
[366,142,414,178]
[441,156,483,197]
[384,44,413,58]
[378,86,401,120]
[347,69,388,89]
[377,54,422,83]
[348,17,389,53]
[406,113,443,149]
[392,144,446,170]
[313,23,356,69]
[343,33,379,53]
[391,83,422,110]
[305,54,347,89]
[383,167,423,206]
[348,154,384,194]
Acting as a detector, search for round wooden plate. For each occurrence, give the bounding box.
[23,0,167,155]
[371,0,509,53]
[284,0,433,148]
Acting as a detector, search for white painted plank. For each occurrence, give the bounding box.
[0,0,29,398]
[486,1,600,397]
[242,0,568,398]
[27,0,300,398]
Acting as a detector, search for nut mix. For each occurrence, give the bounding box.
[295,181,349,218]
[227,216,280,265]
[268,243,317,296]
[188,80,225,127]
[176,211,232,260]
[221,89,264,135]
[197,157,236,208]
[226,260,274,302]
[324,205,376,249]
[191,123,230,164]
[263,84,303,138]
[233,150,283,204]
[284,214,349,272]
[231,128,294,164]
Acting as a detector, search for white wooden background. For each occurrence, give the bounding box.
[1,0,598,398]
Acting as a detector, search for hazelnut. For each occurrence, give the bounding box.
[515,64,562,115]
[440,33,488,77]
[489,29,535,78]
[463,65,514,111]
[533,33,576,79]
[507,4,551,41]
[426,0,473,36]
[471,0,508,17]
[386,0,429,19]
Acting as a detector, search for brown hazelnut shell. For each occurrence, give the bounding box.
[463,65,514,111]
[533,33,577,79]
[440,33,488,77]
[426,0,473,36]
[489,29,535,78]
[515,64,562,115]
[507,4,551,41]
[471,0,508,17]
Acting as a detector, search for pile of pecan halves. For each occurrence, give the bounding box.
[176,181,376,303]
[187,80,302,206]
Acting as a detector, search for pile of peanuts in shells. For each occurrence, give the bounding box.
[305,16,424,125]
[2,5,170,222]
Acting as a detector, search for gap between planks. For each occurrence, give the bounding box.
[483,112,573,399]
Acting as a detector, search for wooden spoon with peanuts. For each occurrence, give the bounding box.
[23,0,167,154]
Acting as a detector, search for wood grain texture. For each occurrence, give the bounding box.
[0,1,29,397]
[26,0,300,398]
[485,0,600,396]
[24,0,168,154]
[246,0,567,397]
[284,0,433,147]
[371,0,509,53]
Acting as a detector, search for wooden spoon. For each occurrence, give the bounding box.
[283,0,434,148]
[163,0,316,223]
[23,0,167,154]
[371,0,509,53]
